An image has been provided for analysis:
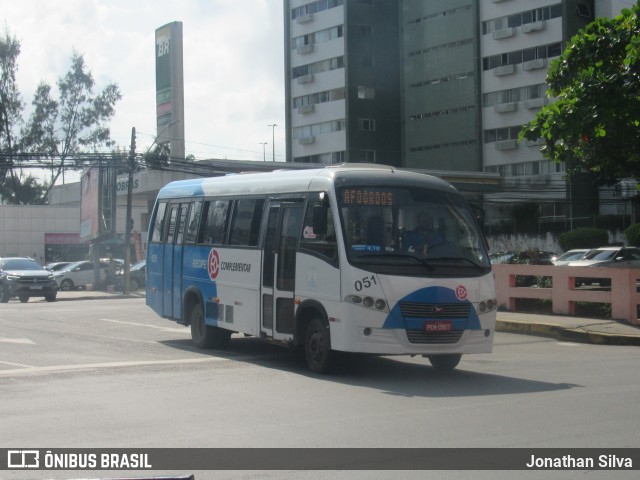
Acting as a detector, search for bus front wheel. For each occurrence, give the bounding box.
[304,318,332,374]
[427,354,462,371]
[190,303,231,349]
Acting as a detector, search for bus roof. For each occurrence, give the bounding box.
[155,164,457,200]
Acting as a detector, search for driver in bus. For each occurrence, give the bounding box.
[404,212,444,256]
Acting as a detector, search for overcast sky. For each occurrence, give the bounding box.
[2,0,286,180]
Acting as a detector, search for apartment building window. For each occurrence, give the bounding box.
[486,161,562,177]
[293,120,345,139]
[483,43,562,71]
[483,83,547,107]
[357,86,375,99]
[482,4,562,34]
[483,126,521,144]
[359,119,376,131]
[291,0,344,20]
[293,88,345,108]
[292,56,344,79]
[293,151,345,164]
[408,5,472,25]
[576,4,591,18]
[291,25,343,49]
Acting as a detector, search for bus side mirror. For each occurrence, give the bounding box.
[313,205,328,236]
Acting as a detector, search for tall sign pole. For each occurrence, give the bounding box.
[155,22,185,161]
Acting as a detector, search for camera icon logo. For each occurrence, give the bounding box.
[7,450,40,468]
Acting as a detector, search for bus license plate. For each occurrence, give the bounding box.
[29,285,43,290]
[425,321,452,333]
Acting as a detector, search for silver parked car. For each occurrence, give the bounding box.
[567,246,640,267]
[567,246,640,286]
[53,260,111,291]
[552,249,589,266]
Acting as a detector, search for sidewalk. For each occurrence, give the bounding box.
[497,311,640,346]
[54,289,640,347]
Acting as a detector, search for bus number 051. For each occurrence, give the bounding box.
[354,275,377,292]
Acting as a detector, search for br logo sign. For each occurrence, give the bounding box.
[208,249,220,280]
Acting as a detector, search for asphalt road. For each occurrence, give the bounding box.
[1,298,639,480]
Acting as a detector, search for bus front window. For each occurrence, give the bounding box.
[337,186,490,275]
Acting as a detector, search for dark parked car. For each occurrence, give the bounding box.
[115,260,146,291]
[0,257,58,303]
[490,250,555,265]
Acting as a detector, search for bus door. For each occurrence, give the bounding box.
[261,201,303,340]
[162,202,188,320]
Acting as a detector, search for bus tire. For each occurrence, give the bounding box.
[427,354,462,371]
[190,302,231,349]
[304,317,332,373]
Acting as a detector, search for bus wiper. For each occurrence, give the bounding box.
[431,257,487,271]
[355,253,435,271]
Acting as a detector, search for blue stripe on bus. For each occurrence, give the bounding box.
[158,179,206,198]
[383,286,481,331]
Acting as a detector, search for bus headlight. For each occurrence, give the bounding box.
[346,295,389,312]
[476,298,497,313]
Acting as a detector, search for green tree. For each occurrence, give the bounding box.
[0,28,24,195]
[520,5,640,184]
[0,29,121,204]
[0,172,47,205]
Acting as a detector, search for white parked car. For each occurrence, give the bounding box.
[567,246,640,267]
[552,249,589,266]
[53,260,112,291]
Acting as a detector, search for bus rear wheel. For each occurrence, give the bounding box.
[427,354,462,371]
[190,303,231,349]
[304,317,332,374]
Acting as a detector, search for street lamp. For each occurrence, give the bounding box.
[268,123,277,162]
[259,142,267,162]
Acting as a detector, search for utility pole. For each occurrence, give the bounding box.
[268,124,277,162]
[260,142,267,162]
[123,127,136,295]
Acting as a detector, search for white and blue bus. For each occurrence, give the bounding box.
[146,165,495,373]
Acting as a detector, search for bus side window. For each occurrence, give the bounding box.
[165,205,179,244]
[151,202,168,243]
[300,198,337,261]
[185,201,202,244]
[174,204,189,245]
[229,198,264,247]
[201,199,231,245]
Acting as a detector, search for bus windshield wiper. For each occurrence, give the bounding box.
[354,253,435,271]
[430,256,487,271]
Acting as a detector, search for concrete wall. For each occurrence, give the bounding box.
[0,205,80,262]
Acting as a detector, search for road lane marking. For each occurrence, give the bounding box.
[0,337,36,345]
[97,318,188,333]
[0,357,229,378]
[0,360,35,367]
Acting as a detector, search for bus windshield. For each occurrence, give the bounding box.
[336,185,490,275]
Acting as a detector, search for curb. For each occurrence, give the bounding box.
[57,293,145,301]
[496,320,640,346]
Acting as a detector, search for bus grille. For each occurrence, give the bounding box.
[399,302,470,319]
[406,330,464,344]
